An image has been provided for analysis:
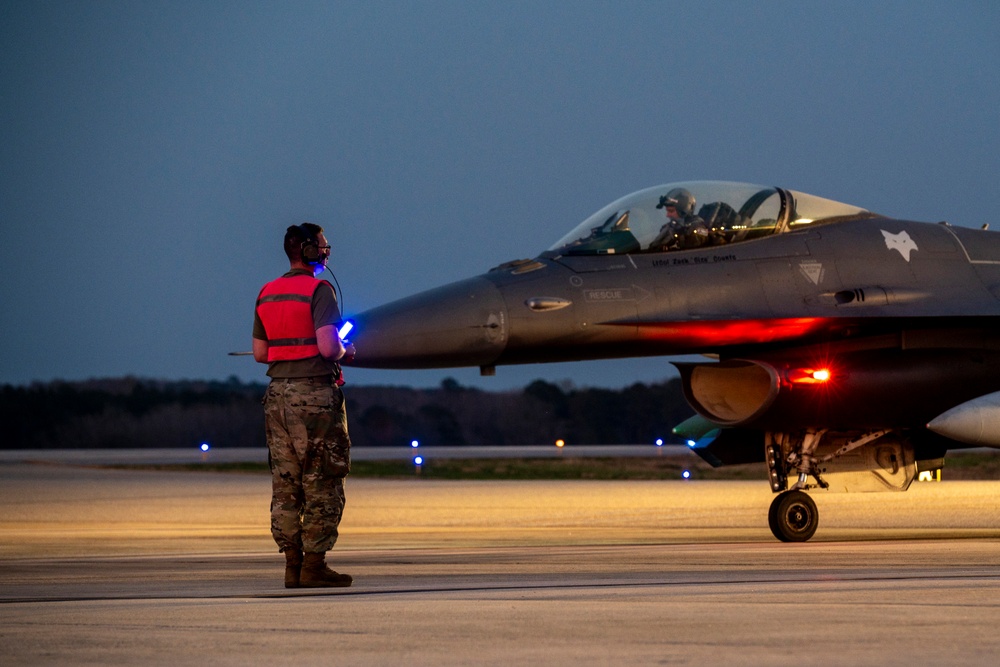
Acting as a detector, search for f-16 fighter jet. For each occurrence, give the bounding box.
[349,181,1000,541]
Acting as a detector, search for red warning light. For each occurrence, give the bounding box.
[788,368,832,384]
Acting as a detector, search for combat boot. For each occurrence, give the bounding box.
[299,552,352,588]
[283,548,303,588]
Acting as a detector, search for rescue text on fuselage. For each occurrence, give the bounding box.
[349,181,1000,542]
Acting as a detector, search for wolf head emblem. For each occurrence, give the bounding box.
[881,230,918,262]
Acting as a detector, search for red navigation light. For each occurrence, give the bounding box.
[788,367,832,384]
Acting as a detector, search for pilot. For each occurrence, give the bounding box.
[253,223,355,589]
[648,188,709,251]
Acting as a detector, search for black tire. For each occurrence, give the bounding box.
[768,490,819,542]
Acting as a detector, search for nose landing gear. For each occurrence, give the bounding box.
[764,429,900,542]
[765,431,821,542]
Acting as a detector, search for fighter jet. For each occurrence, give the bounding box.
[349,180,1000,541]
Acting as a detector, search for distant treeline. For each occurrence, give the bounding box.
[0,376,694,449]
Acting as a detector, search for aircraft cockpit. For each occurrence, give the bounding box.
[545,181,875,256]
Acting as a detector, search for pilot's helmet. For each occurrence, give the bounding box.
[656,188,696,217]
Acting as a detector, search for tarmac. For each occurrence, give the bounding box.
[2,455,1000,665]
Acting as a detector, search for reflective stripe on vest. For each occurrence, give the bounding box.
[256,274,325,362]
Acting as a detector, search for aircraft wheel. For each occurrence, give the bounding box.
[768,490,819,542]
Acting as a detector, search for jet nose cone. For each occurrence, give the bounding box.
[351,276,508,369]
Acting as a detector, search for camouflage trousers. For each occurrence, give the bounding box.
[264,377,351,554]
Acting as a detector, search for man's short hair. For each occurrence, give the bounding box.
[284,223,325,262]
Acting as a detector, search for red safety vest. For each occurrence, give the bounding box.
[256,274,325,362]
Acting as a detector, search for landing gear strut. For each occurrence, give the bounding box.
[767,490,818,542]
[766,431,823,542]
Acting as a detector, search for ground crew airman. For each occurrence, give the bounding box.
[253,223,355,588]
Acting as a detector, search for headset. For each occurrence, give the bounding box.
[296,224,347,318]
[299,225,322,264]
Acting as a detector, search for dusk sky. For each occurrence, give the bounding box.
[3,1,999,391]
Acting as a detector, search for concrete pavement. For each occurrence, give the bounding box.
[2,461,999,665]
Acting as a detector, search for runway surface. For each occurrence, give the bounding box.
[2,461,999,665]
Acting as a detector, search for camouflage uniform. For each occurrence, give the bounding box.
[264,376,351,554]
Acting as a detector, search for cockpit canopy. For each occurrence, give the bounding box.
[546,181,874,256]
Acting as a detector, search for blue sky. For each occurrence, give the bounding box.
[2,0,998,390]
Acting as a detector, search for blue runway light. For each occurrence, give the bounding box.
[413,456,424,466]
[655,438,664,447]
[682,470,691,479]
[411,440,420,448]
[200,443,210,452]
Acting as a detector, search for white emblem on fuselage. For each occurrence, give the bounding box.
[881,229,918,262]
[798,261,825,285]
